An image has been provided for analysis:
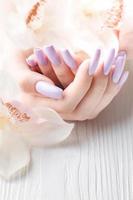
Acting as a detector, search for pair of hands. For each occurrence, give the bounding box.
[8,45,129,121]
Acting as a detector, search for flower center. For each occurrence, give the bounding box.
[4,103,30,122]
[0,115,10,129]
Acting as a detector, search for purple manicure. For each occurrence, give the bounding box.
[61,49,77,69]
[26,55,37,67]
[44,45,61,66]
[118,71,129,88]
[36,81,63,99]
[104,48,115,75]
[112,53,127,84]
[34,48,48,66]
[113,50,127,65]
[89,49,101,76]
[116,50,127,58]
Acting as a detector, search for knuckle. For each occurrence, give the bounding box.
[58,73,65,79]
[57,102,74,113]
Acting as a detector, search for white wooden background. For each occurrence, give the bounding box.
[0,62,133,200]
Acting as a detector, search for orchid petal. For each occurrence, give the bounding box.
[32,107,68,123]
[20,121,74,147]
[0,101,10,119]
[0,70,20,101]
[19,107,74,146]
[0,129,30,179]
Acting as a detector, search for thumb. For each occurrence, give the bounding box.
[5,48,63,100]
[19,70,63,100]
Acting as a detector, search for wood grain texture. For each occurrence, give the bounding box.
[0,62,133,200]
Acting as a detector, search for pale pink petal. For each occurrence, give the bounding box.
[0,101,10,118]
[20,121,74,147]
[0,129,30,179]
[32,107,67,123]
[10,100,34,120]
[120,18,133,60]
[19,108,74,146]
[0,70,20,101]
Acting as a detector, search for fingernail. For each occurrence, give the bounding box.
[118,71,129,88]
[89,49,101,76]
[26,55,37,67]
[112,54,127,83]
[36,81,63,99]
[117,50,127,57]
[61,49,77,69]
[104,48,115,75]
[44,45,61,65]
[114,50,127,64]
[34,48,48,66]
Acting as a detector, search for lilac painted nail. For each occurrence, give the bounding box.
[118,71,129,88]
[89,49,101,76]
[112,54,127,83]
[34,48,48,66]
[116,50,127,58]
[61,49,77,69]
[44,45,61,65]
[36,81,63,99]
[113,50,127,65]
[26,55,37,67]
[104,48,115,75]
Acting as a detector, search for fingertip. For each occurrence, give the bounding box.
[35,81,63,100]
[34,48,48,66]
[118,71,129,88]
[61,49,77,70]
[44,45,61,66]
[112,54,127,84]
[88,49,101,76]
[104,48,116,76]
[26,54,37,68]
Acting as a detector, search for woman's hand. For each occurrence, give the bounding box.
[8,47,129,121]
[26,45,87,88]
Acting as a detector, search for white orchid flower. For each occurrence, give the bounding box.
[0,70,74,179]
[1,0,119,58]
